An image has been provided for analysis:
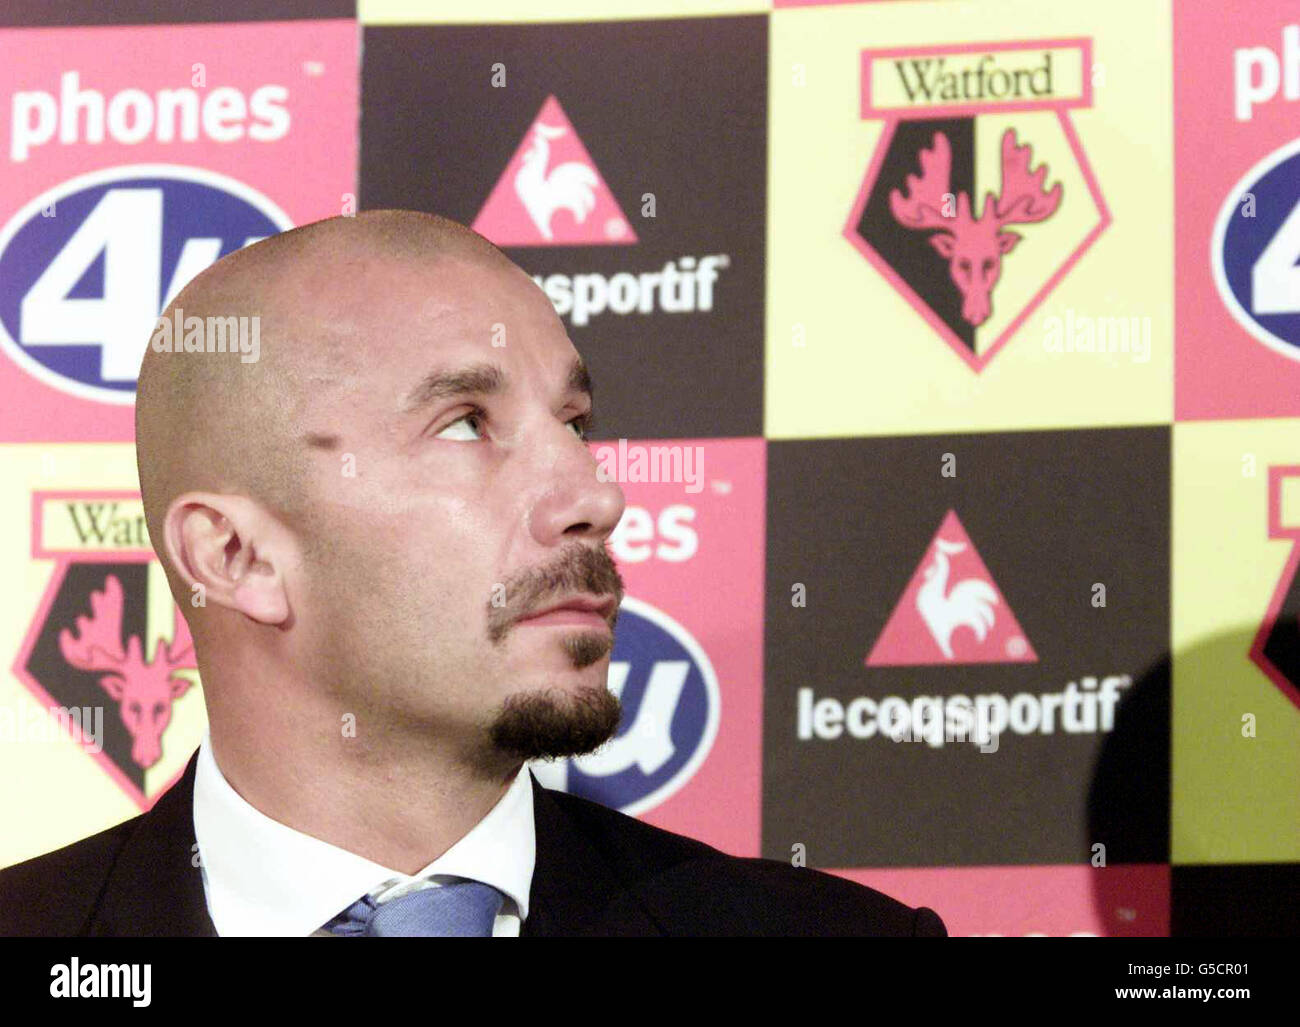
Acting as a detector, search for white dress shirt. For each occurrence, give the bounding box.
[191,732,535,937]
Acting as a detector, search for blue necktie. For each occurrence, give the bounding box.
[324,880,505,936]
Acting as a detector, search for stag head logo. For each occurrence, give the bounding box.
[58,574,195,770]
[889,128,1063,327]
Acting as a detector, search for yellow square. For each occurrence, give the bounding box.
[767,0,1174,437]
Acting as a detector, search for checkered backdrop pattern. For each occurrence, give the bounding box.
[1,0,1297,937]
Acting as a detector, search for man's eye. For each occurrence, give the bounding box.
[435,411,484,441]
[434,410,592,442]
[568,412,594,440]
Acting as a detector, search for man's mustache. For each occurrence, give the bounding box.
[487,543,624,644]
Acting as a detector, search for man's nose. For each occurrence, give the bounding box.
[527,432,626,547]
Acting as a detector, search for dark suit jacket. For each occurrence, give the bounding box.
[0,751,946,936]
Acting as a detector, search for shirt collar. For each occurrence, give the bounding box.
[192,731,535,936]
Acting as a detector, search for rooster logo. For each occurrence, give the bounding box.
[866,509,1036,667]
[513,122,600,241]
[473,94,636,248]
[916,538,999,659]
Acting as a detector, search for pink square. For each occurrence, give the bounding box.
[1175,3,1300,419]
[538,437,766,856]
[0,20,359,441]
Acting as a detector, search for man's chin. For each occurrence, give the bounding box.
[487,680,622,762]
[512,625,614,671]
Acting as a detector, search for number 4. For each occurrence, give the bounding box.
[18,187,266,382]
[20,189,162,382]
[1253,197,1300,316]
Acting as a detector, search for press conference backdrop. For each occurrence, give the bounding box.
[1,0,1297,937]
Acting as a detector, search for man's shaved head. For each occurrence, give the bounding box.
[136,210,515,599]
[134,209,625,786]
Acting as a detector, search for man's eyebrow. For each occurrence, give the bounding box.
[567,357,593,402]
[402,362,505,412]
[402,357,592,412]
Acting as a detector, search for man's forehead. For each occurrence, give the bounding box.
[272,247,575,388]
[287,252,531,330]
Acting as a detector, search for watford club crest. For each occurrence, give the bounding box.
[15,492,202,809]
[1251,465,1300,710]
[846,38,1111,371]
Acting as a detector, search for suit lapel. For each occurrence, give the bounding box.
[522,772,663,937]
[87,750,218,937]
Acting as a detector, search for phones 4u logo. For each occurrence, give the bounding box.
[845,38,1111,372]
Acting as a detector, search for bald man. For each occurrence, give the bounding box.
[0,211,946,938]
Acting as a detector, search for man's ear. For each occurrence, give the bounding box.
[162,492,293,626]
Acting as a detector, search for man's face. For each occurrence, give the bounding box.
[280,252,626,768]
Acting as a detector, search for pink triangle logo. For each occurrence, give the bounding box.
[472,95,638,248]
[866,510,1038,667]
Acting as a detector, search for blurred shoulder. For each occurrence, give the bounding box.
[542,785,946,937]
[0,815,142,936]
